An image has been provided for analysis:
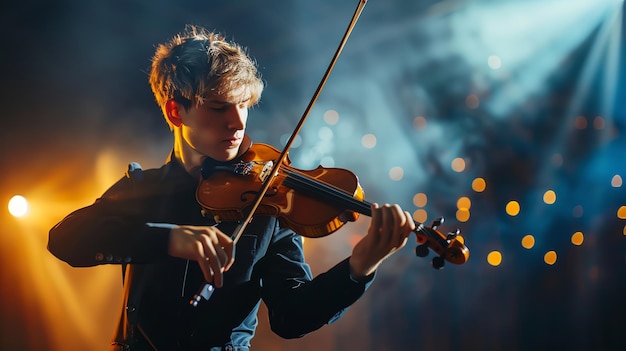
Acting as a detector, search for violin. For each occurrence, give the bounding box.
[196,142,470,268]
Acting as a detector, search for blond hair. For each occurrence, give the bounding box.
[149,25,264,127]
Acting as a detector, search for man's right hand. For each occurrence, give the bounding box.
[168,225,234,288]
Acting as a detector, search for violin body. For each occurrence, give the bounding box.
[197,143,363,238]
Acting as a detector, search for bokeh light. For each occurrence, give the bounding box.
[543,190,557,205]
[506,201,521,216]
[521,235,535,249]
[487,251,503,266]
[571,231,584,246]
[472,178,486,192]
[457,197,471,210]
[324,110,339,125]
[544,251,558,265]
[456,209,470,222]
[413,209,428,224]
[451,158,466,172]
[487,55,502,69]
[412,193,427,207]
[617,206,626,219]
[389,166,404,181]
[8,195,29,217]
[361,134,376,149]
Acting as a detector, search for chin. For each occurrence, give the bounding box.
[211,150,238,162]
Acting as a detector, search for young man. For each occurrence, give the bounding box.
[48,25,415,351]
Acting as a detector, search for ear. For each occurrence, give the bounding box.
[165,100,183,128]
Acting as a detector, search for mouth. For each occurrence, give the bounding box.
[223,136,242,147]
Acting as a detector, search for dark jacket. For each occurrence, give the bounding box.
[48,155,373,351]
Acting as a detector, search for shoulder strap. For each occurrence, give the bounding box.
[121,162,144,284]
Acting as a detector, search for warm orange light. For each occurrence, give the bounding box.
[571,231,584,246]
[456,209,470,222]
[457,196,471,210]
[506,201,521,216]
[413,193,427,207]
[544,251,557,265]
[413,209,428,224]
[543,190,556,204]
[8,195,29,217]
[472,178,486,192]
[487,251,502,266]
[0,148,169,351]
[617,206,626,219]
[521,235,535,249]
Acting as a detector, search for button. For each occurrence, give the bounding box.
[105,254,113,262]
[95,253,104,261]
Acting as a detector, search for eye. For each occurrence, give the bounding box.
[208,104,229,111]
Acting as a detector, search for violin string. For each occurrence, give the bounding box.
[282,167,449,249]
[282,167,372,214]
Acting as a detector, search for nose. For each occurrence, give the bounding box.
[226,105,247,130]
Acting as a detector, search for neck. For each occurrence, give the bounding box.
[172,129,204,178]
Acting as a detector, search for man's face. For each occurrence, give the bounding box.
[178,89,250,162]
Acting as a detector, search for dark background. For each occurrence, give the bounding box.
[1,0,625,350]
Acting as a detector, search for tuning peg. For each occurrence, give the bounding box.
[430,217,444,230]
[446,228,460,241]
[415,243,430,257]
[431,256,445,269]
